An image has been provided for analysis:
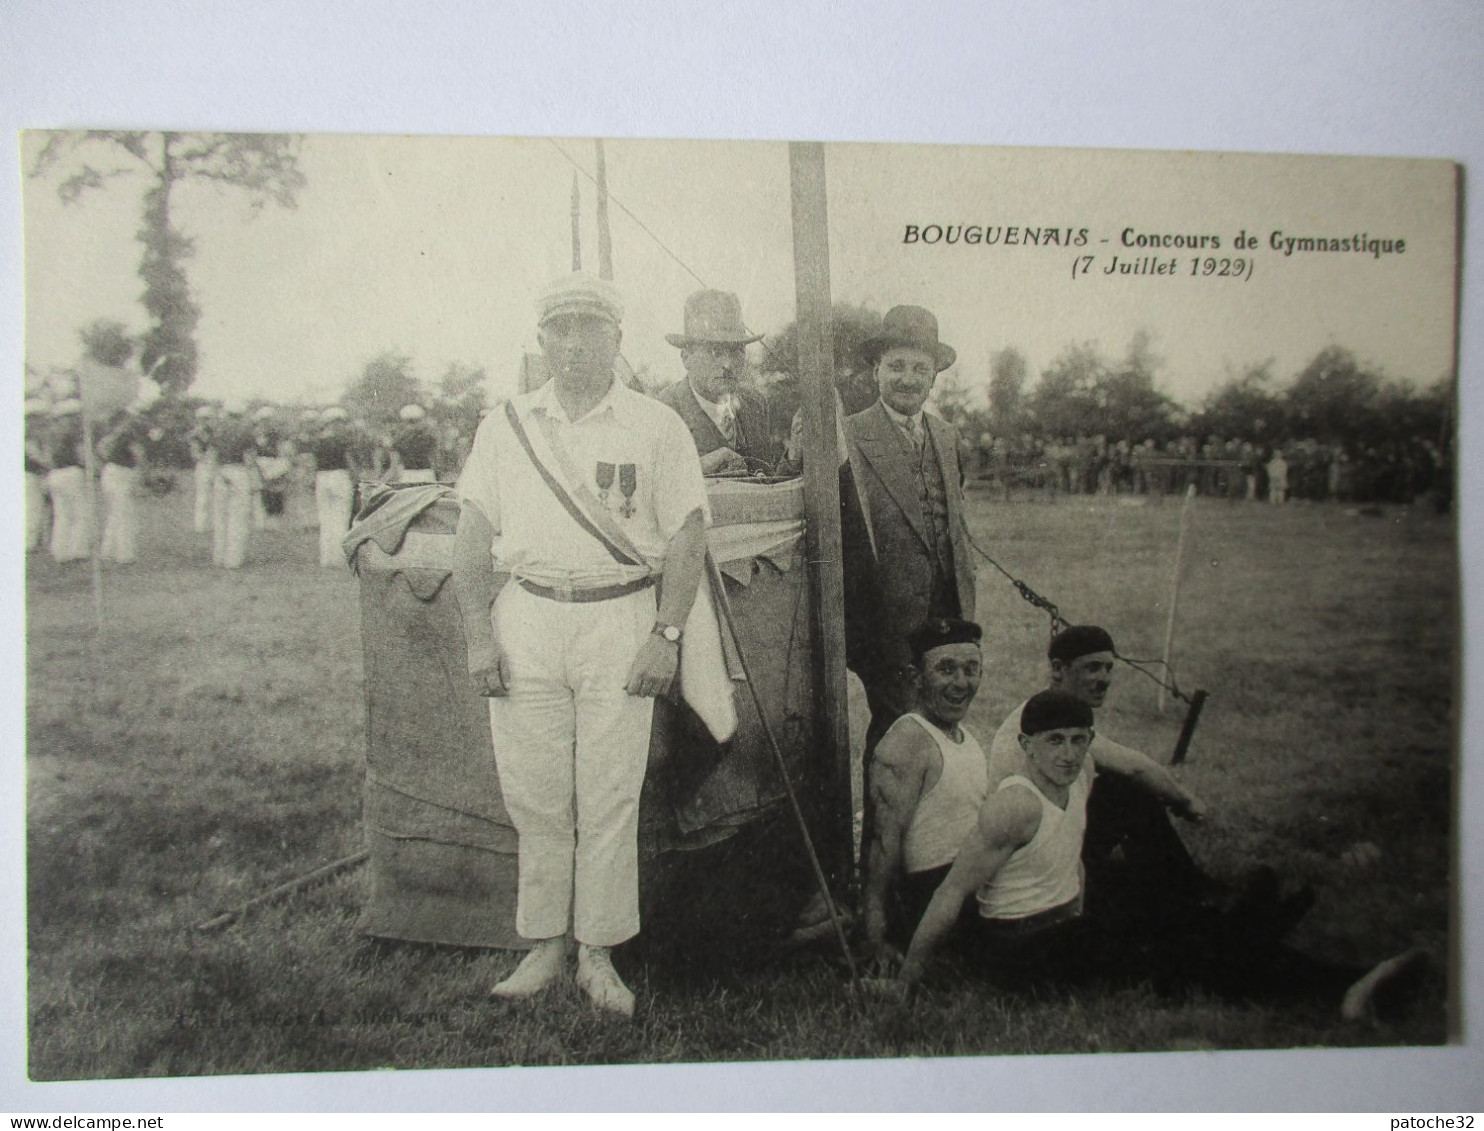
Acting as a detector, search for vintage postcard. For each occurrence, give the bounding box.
[21,132,1458,1084]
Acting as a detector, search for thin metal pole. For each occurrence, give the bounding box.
[82,410,104,639]
[1158,483,1197,713]
[195,850,369,932]
[706,557,857,980]
[570,172,582,272]
[595,139,613,281]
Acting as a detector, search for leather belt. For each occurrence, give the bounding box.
[519,575,655,603]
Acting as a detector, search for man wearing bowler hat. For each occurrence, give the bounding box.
[846,305,978,743]
[658,289,781,476]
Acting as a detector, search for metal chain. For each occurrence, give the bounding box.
[965,529,1191,705]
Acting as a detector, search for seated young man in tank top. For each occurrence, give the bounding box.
[860,616,989,968]
[882,690,1429,1023]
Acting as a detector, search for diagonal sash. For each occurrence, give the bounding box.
[502,400,646,569]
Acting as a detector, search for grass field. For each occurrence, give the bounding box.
[25,484,1454,1081]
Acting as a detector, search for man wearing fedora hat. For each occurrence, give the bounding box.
[846,305,978,744]
[657,289,781,476]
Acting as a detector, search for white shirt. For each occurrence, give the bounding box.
[459,377,711,588]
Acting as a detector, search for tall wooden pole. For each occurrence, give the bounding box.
[788,142,852,886]
[570,173,582,272]
[594,139,614,282]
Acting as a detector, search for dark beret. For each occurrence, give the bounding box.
[1020,690,1095,736]
[1048,625,1115,665]
[907,617,983,666]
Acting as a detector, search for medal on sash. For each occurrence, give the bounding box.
[618,464,637,518]
[595,461,616,508]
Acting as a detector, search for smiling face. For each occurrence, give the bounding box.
[538,313,622,397]
[875,346,937,417]
[1019,726,1094,794]
[682,342,747,404]
[1051,651,1115,709]
[914,641,983,731]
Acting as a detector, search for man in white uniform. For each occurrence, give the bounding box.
[391,403,439,484]
[211,409,257,570]
[453,273,710,1018]
[860,617,988,966]
[188,405,218,534]
[24,399,51,553]
[45,400,91,563]
[311,407,357,568]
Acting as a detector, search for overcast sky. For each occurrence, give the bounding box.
[23,133,1457,412]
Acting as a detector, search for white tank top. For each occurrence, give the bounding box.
[897,713,988,873]
[976,761,1092,920]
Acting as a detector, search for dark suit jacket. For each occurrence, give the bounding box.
[656,379,779,470]
[845,401,977,699]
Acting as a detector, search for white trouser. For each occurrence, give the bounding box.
[46,466,92,563]
[212,464,253,569]
[25,472,46,551]
[252,481,267,529]
[487,582,657,947]
[99,463,138,563]
[397,468,437,484]
[315,469,354,568]
[193,458,216,532]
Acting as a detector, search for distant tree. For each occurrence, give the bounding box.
[1192,361,1287,443]
[931,370,976,425]
[437,360,488,405]
[78,318,135,368]
[1285,345,1381,445]
[762,302,883,418]
[988,346,1029,436]
[342,351,424,425]
[1093,330,1177,442]
[433,360,489,435]
[30,131,306,397]
[1028,341,1104,438]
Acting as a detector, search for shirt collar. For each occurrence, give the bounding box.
[880,400,924,431]
[531,374,630,425]
[688,379,735,430]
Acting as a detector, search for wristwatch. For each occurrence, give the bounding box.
[652,622,682,644]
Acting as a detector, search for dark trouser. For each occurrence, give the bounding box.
[968,871,1362,1009]
[895,864,953,948]
[1081,772,1216,918]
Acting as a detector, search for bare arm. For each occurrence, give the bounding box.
[897,787,1041,988]
[1092,736,1206,821]
[625,506,707,698]
[452,500,510,696]
[861,727,933,961]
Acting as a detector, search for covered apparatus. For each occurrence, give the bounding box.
[345,478,861,951]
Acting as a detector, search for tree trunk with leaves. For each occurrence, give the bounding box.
[30,131,306,398]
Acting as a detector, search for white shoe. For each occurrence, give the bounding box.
[1340,947,1430,1022]
[576,944,635,1018]
[491,938,567,999]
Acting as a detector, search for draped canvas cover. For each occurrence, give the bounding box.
[348,480,818,949]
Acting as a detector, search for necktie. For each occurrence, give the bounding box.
[717,400,737,446]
